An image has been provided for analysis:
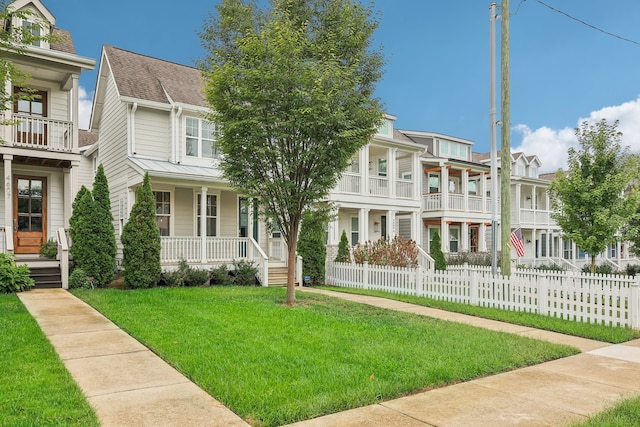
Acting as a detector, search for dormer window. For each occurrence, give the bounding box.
[186,116,219,159]
[22,20,41,47]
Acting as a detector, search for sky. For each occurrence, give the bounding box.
[47,0,640,173]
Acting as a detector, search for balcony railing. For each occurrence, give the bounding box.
[369,176,389,196]
[11,114,73,152]
[396,179,414,198]
[518,209,556,227]
[423,193,495,214]
[338,172,360,193]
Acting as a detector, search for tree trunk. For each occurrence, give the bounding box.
[286,234,298,306]
[591,254,596,274]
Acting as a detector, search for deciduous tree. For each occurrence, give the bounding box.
[549,119,639,273]
[201,0,384,304]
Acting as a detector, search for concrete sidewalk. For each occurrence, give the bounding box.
[17,287,640,427]
[18,289,249,427]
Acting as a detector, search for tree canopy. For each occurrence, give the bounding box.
[549,119,639,273]
[200,0,385,304]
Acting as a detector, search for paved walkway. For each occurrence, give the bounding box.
[17,287,640,427]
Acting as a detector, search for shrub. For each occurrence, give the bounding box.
[121,172,161,288]
[297,208,328,285]
[88,164,117,287]
[430,229,447,271]
[39,238,57,259]
[163,259,190,287]
[210,264,233,286]
[334,230,351,263]
[69,186,93,269]
[232,260,258,286]
[69,267,92,289]
[187,267,210,287]
[0,253,34,293]
[581,263,615,275]
[352,236,418,268]
[626,264,640,277]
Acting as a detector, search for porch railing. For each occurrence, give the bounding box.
[160,236,269,286]
[0,226,10,253]
[369,176,389,196]
[57,227,69,289]
[11,114,73,152]
[338,173,361,193]
[396,179,413,198]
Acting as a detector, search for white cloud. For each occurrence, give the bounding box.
[78,86,93,130]
[513,96,640,173]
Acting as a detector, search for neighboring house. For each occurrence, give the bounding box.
[0,0,95,273]
[326,115,425,261]
[84,46,275,285]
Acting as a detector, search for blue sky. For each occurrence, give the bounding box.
[49,0,640,173]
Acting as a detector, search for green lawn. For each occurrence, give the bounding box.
[73,286,578,427]
[573,394,640,426]
[0,294,99,427]
[318,286,640,343]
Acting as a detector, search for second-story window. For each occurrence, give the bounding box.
[186,116,219,159]
[22,20,41,47]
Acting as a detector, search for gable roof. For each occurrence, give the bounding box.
[50,27,75,54]
[78,129,98,147]
[104,45,207,107]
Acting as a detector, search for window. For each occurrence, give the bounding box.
[350,156,360,173]
[351,217,359,246]
[468,180,477,195]
[154,191,171,236]
[440,140,448,155]
[429,174,440,193]
[541,233,547,257]
[381,215,387,239]
[197,194,217,236]
[517,165,525,176]
[186,116,218,158]
[449,227,459,253]
[530,167,538,178]
[22,20,41,47]
[378,158,387,177]
[14,88,47,145]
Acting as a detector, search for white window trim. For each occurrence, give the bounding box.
[152,189,174,237]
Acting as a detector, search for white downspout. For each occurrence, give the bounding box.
[175,106,183,163]
[129,102,138,156]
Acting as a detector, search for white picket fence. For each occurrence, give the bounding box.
[325,262,640,329]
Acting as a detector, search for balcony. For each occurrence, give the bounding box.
[517,208,556,227]
[336,173,415,199]
[10,114,74,153]
[423,193,496,214]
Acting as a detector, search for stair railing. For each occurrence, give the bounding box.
[57,228,69,289]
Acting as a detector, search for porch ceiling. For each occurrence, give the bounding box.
[6,154,71,168]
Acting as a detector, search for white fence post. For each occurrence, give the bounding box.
[416,265,423,297]
[538,272,548,316]
[470,269,478,305]
[363,262,369,290]
[630,277,640,330]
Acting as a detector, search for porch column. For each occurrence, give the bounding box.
[359,208,369,244]
[361,147,369,195]
[3,80,11,142]
[63,167,72,227]
[70,160,80,209]
[328,207,340,245]
[441,165,449,208]
[414,154,421,200]
[71,74,80,152]
[388,147,396,198]
[514,183,521,225]
[462,169,469,211]
[461,222,469,253]
[479,222,487,252]
[411,211,420,243]
[4,155,13,246]
[482,171,488,213]
[440,220,448,253]
[387,210,396,239]
[200,187,207,263]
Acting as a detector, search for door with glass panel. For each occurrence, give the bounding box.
[14,176,46,254]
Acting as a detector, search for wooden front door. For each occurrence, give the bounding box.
[14,176,47,254]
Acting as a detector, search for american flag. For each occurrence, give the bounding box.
[510,228,525,257]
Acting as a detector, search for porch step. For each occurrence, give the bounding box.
[16,257,62,289]
[268,267,289,286]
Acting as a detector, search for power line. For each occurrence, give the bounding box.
[534,0,640,47]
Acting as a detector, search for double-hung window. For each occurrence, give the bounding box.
[197,194,217,236]
[153,191,171,236]
[186,117,218,158]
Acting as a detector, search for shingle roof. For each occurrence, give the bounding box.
[104,45,207,107]
[472,152,491,162]
[78,130,98,147]
[50,27,75,54]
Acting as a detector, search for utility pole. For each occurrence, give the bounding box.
[500,0,511,276]
[489,3,499,276]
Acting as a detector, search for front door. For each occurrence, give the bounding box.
[14,176,46,254]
